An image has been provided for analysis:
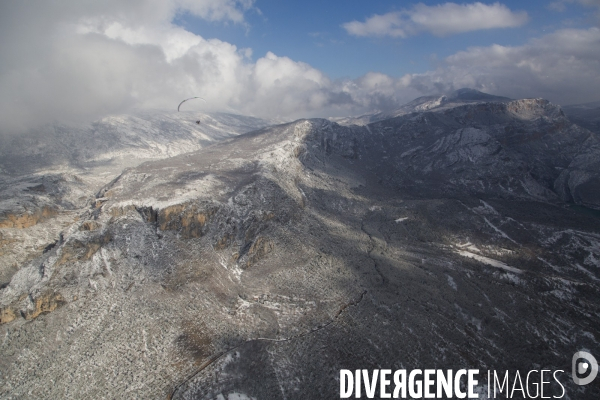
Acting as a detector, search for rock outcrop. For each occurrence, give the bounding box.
[0,206,58,229]
[1,96,599,399]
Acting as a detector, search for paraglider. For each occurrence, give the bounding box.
[177,96,206,112]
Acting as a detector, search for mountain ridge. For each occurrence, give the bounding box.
[332,87,512,126]
[1,93,599,399]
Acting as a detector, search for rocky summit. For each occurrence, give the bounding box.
[1,92,600,399]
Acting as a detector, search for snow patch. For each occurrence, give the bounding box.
[456,250,523,274]
[447,275,457,290]
[483,217,518,244]
[216,393,256,400]
[400,146,423,158]
[575,263,599,281]
[537,257,561,272]
[455,242,481,253]
[472,200,499,215]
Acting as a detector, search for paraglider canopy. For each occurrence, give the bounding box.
[177,97,206,112]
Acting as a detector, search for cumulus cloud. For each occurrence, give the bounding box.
[408,27,600,105]
[0,0,257,132]
[332,27,600,109]
[0,1,598,135]
[342,2,528,38]
[0,0,381,132]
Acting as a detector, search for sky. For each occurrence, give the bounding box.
[1,0,600,132]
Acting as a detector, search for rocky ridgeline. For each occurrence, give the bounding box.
[316,98,600,208]
[1,97,599,324]
[0,94,599,398]
[0,111,277,297]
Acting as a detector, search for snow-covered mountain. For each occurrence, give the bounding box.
[333,88,511,126]
[563,100,600,134]
[0,110,279,176]
[0,110,278,281]
[1,95,600,399]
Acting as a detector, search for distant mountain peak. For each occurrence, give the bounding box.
[361,88,512,124]
[332,88,515,126]
[448,88,511,102]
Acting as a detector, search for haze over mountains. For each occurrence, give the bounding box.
[563,101,600,135]
[0,111,276,279]
[0,111,277,176]
[1,90,599,399]
[332,88,513,126]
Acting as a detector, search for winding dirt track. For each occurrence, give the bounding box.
[168,290,367,399]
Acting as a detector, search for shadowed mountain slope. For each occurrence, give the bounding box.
[334,88,512,126]
[1,98,599,399]
[563,100,600,135]
[0,111,277,282]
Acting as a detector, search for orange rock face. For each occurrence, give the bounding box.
[0,291,65,324]
[0,206,58,229]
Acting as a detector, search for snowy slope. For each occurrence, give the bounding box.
[1,109,599,399]
[0,110,279,278]
[1,95,600,399]
[0,110,280,176]
[333,88,511,126]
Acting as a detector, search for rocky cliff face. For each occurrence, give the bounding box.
[329,98,600,208]
[334,87,512,126]
[0,111,276,294]
[1,98,599,399]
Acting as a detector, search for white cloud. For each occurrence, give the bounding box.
[397,27,600,105]
[342,2,528,38]
[343,12,411,38]
[0,0,257,132]
[0,0,373,131]
[0,1,599,135]
[324,26,600,110]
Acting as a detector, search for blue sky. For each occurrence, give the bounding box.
[1,0,600,129]
[175,0,597,79]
